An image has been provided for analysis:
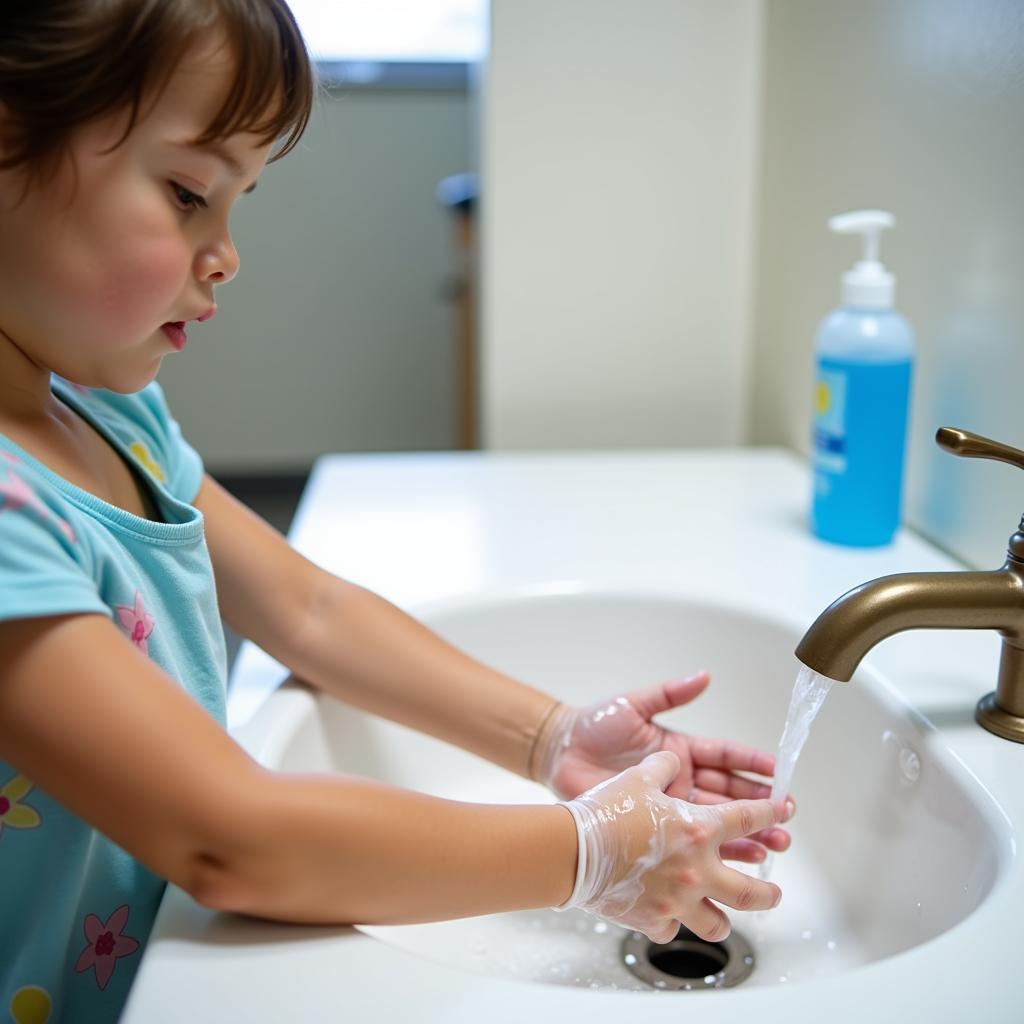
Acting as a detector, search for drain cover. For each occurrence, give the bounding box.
[621,925,755,989]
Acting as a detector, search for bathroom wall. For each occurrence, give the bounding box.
[158,88,470,473]
[752,0,1024,568]
[479,0,763,448]
[161,1,1024,574]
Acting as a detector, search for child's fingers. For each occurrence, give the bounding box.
[625,671,710,720]
[720,824,791,860]
[716,798,788,843]
[681,788,793,853]
[758,827,792,852]
[636,750,681,792]
[711,866,782,913]
[689,736,776,778]
[685,898,732,943]
[661,671,712,708]
[719,838,768,863]
[693,767,772,800]
[643,918,684,945]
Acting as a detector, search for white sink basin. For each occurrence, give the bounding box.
[238,591,1013,991]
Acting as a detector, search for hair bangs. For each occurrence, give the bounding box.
[0,1,315,184]
[193,0,314,162]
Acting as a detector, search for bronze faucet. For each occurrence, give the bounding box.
[795,427,1024,743]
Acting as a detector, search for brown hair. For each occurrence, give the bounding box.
[0,0,315,178]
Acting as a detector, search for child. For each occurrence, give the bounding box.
[0,2,793,1020]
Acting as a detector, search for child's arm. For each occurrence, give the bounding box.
[0,612,784,936]
[195,474,793,861]
[0,611,575,924]
[195,473,560,778]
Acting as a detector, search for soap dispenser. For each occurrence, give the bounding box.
[811,210,915,547]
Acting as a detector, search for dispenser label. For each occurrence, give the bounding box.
[813,368,847,475]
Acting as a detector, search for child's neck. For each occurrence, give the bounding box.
[0,329,63,424]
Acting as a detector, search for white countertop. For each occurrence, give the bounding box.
[125,448,1023,1022]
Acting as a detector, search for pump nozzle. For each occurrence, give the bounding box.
[828,209,896,309]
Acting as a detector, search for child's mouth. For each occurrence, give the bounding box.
[161,322,187,350]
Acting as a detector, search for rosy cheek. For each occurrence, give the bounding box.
[96,238,190,321]
[71,231,191,341]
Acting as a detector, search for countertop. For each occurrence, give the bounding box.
[124,448,1023,1022]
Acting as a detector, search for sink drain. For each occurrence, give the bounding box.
[621,925,755,989]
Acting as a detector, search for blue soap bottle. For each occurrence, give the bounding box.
[811,210,915,546]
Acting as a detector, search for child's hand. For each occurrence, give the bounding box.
[533,672,792,862]
[558,751,787,943]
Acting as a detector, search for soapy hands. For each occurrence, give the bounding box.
[559,751,788,942]
[533,672,792,862]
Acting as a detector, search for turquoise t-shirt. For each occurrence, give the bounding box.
[0,376,227,1024]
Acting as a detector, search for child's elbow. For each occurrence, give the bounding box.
[182,848,254,913]
[173,776,272,915]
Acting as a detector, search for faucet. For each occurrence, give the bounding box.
[795,426,1024,743]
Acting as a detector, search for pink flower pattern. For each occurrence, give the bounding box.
[0,465,77,544]
[74,904,139,990]
[0,468,50,518]
[115,591,155,654]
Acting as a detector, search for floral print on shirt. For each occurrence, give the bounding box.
[0,465,76,545]
[128,441,166,483]
[74,905,140,991]
[115,591,155,654]
[0,775,41,837]
[9,985,52,1024]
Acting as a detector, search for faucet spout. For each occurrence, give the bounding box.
[803,426,1024,742]
[795,566,1024,683]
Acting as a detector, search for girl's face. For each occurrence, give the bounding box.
[0,42,274,394]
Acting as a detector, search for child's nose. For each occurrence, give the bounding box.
[194,235,240,284]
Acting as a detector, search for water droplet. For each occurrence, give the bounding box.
[654,979,667,989]
[704,974,718,985]
[801,929,813,941]
[624,953,638,966]
[826,940,837,951]
[744,955,755,965]
[593,921,608,934]
[778,974,789,983]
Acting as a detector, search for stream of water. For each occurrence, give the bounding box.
[758,664,837,882]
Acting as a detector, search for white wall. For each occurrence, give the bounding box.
[752,0,1024,567]
[480,0,763,449]
[163,2,1024,572]
[482,0,1024,568]
[158,88,470,473]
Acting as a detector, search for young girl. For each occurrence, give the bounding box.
[0,2,793,1020]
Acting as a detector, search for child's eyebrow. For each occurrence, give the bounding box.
[176,141,259,194]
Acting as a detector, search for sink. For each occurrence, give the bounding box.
[237,590,1013,991]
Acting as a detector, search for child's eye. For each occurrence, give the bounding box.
[169,182,207,211]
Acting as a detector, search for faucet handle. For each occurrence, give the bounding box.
[936,427,1024,472]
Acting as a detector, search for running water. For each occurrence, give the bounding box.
[759,664,837,881]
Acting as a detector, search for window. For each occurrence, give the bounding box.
[288,0,488,88]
